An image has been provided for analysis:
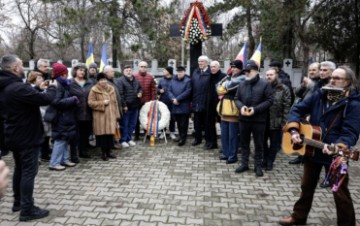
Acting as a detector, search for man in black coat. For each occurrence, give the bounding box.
[0,55,57,221]
[234,60,273,177]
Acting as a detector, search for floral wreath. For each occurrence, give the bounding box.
[139,100,170,137]
[179,1,212,45]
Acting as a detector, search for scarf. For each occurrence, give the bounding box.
[327,89,346,103]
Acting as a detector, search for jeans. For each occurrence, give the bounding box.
[12,147,40,211]
[220,121,239,161]
[120,109,139,143]
[50,139,70,166]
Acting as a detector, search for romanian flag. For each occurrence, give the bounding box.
[85,37,94,68]
[99,40,108,73]
[250,39,262,67]
[226,42,247,74]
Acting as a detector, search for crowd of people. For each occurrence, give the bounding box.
[0,53,360,225]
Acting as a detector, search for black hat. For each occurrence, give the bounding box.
[230,60,243,70]
[96,72,107,81]
[269,61,282,68]
[243,60,259,72]
[165,66,173,75]
[176,66,186,72]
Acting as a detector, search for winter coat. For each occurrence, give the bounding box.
[157,76,173,106]
[134,72,157,104]
[115,76,142,110]
[31,85,52,137]
[88,83,120,136]
[279,70,295,105]
[51,78,78,141]
[234,75,274,122]
[69,79,93,121]
[0,70,56,150]
[286,89,360,165]
[107,78,123,117]
[269,82,291,130]
[216,73,245,122]
[191,67,211,112]
[208,70,226,117]
[168,75,192,114]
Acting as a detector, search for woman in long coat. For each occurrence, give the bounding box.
[88,73,120,161]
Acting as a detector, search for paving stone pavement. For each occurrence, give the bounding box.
[1,137,360,226]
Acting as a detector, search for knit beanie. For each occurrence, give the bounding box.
[89,62,98,69]
[165,66,173,75]
[52,63,68,78]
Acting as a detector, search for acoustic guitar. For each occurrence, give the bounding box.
[282,123,359,161]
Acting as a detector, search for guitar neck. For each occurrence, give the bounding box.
[303,137,325,150]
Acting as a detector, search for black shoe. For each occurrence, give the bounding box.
[40,156,50,162]
[226,159,237,164]
[79,154,91,159]
[266,163,273,171]
[289,156,303,164]
[219,156,227,160]
[235,165,249,173]
[107,153,116,159]
[101,152,109,161]
[255,167,264,177]
[205,144,218,150]
[19,206,49,222]
[71,157,80,164]
[12,203,20,212]
[178,140,186,146]
[319,179,330,188]
[261,160,267,168]
[192,140,201,146]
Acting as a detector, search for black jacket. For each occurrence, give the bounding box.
[0,70,56,150]
[115,76,142,110]
[51,77,77,141]
[69,79,93,121]
[191,67,211,112]
[279,70,295,105]
[234,75,273,122]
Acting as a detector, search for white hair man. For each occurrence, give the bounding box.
[318,61,336,88]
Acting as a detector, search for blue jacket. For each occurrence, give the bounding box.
[157,76,173,106]
[191,67,211,112]
[287,89,360,165]
[168,75,192,114]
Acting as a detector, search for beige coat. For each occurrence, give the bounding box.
[88,83,120,135]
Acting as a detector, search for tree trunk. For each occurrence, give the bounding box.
[80,35,85,62]
[110,0,119,68]
[246,6,255,59]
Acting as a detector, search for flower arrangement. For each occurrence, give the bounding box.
[179,1,212,45]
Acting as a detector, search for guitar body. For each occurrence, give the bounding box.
[282,123,322,157]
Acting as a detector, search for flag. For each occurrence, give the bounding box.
[99,39,108,72]
[250,38,262,67]
[226,42,248,74]
[85,37,94,68]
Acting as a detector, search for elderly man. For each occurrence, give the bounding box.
[34,58,51,80]
[318,61,336,88]
[234,60,273,177]
[279,66,360,226]
[207,61,226,149]
[0,55,57,221]
[134,61,156,140]
[191,55,212,147]
[88,62,98,84]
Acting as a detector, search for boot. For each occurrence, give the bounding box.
[106,149,116,159]
[101,150,109,161]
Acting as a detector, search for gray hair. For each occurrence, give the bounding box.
[198,55,209,63]
[210,60,220,67]
[320,61,336,71]
[0,55,19,71]
[103,65,113,73]
[139,61,148,66]
[37,58,49,68]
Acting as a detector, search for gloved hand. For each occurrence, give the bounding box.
[72,96,80,104]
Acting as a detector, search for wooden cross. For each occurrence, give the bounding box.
[170,23,222,76]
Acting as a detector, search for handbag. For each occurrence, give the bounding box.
[114,124,121,140]
[44,106,58,123]
[216,97,239,117]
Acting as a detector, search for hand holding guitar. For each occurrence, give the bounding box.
[290,130,302,144]
[322,143,338,155]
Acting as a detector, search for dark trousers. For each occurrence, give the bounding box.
[40,136,51,159]
[263,128,281,165]
[193,111,206,142]
[292,159,355,226]
[205,111,218,146]
[0,118,9,158]
[174,114,189,142]
[12,147,40,211]
[70,121,92,158]
[239,121,266,167]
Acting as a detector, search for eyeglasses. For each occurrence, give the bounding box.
[330,76,347,81]
[140,66,147,68]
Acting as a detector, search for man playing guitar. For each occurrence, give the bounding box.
[279,66,360,226]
